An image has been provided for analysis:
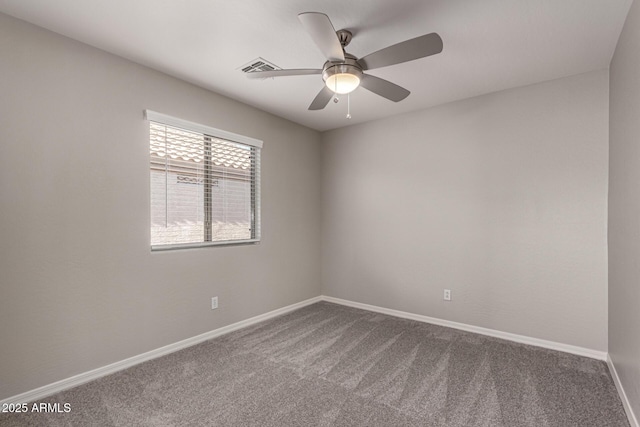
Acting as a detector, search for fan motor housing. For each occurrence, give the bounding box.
[322,55,363,88]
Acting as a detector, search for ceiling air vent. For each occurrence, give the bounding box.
[239,57,281,74]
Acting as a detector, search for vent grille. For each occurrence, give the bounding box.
[240,57,281,74]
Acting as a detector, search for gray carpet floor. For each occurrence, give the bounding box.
[0,302,630,426]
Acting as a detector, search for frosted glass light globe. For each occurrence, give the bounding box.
[325,73,360,94]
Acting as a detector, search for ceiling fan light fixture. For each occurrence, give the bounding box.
[325,73,360,94]
[322,63,363,94]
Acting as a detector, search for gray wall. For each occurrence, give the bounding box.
[609,0,640,419]
[321,70,610,351]
[0,13,322,400]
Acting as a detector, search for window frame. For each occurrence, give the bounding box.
[145,110,262,251]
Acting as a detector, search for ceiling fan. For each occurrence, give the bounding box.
[247,12,443,111]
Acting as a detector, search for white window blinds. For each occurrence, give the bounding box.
[145,111,261,250]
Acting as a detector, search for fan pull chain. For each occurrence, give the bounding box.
[346,93,351,119]
[333,75,339,103]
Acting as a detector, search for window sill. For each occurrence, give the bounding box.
[151,239,260,252]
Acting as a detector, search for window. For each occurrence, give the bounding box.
[145,110,262,250]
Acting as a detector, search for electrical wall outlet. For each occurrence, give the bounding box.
[211,296,218,310]
[443,289,451,301]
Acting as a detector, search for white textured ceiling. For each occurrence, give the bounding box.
[0,0,632,131]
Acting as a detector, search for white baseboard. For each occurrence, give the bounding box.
[321,296,608,361]
[607,354,639,427]
[0,296,322,406]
